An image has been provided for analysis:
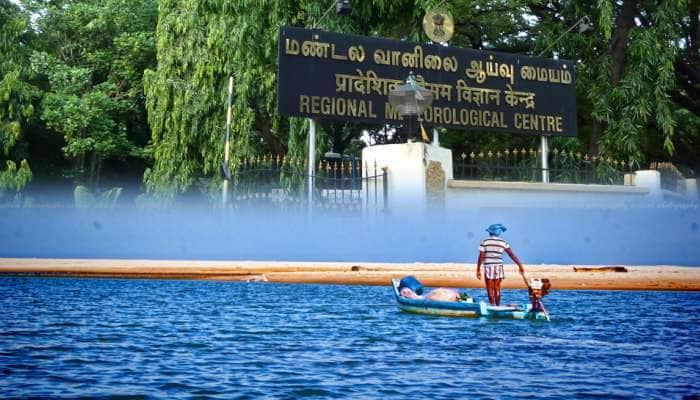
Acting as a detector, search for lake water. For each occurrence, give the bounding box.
[1,277,699,399]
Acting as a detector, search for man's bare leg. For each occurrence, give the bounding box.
[494,279,502,306]
[485,279,494,304]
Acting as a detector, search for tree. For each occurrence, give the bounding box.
[674,0,699,118]
[0,0,35,201]
[27,0,156,188]
[143,0,329,198]
[530,0,694,168]
[143,0,536,198]
[144,0,698,200]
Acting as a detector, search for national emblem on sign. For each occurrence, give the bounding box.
[423,9,454,43]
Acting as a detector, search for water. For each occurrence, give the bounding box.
[1,277,699,399]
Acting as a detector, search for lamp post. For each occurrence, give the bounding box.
[388,72,434,142]
[536,15,592,183]
[312,0,351,28]
[537,16,593,58]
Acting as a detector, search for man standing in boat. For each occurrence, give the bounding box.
[476,224,526,305]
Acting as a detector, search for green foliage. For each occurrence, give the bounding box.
[143,0,317,199]
[143,0,540,198]
[597,0,614,40]
[598,1,684,163]
[0,159,32,200]
[2,0,698,199]
[26,0,156,187]
[34,55,135,159]
[526,0,695,170]
[0,0,36,197]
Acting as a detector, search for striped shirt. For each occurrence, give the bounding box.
[479,236,510,266]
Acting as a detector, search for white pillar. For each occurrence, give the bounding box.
[361,142,452,209]
[634,170,662,200]
[685,179,698,201]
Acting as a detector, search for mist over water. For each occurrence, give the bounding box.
[1,199,698,265]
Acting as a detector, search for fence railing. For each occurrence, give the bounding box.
[229,155,387,211]
[650,162,690,194]
[453,148,634,185]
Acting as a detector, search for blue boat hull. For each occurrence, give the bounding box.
[392,279,549,321]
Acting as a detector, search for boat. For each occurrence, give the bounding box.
[391,279,550,321]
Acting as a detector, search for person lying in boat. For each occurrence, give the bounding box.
[397,276,463,302]
[528,278,551,313]
[400,286,462,302]
[476,223,526,306]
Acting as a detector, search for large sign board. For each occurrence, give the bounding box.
[278,27,577,137]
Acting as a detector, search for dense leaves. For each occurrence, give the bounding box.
[0,0,35,201]
[23,0,156,187]
[2,0,698,203]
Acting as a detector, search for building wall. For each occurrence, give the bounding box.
[445,179,653,209]
[362,142,698,209]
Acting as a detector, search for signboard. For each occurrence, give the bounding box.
[278,26,577,136]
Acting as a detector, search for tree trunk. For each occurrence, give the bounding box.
[77,152,85,181]
[95,156,102,188]
[89,151,98,189]
[609,0,638,84]
[589,121,605,155]
[589,0,639,156]
[255,112,285,155]
[690,1,699,55]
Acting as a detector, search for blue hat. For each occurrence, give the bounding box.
[486,224,507,236]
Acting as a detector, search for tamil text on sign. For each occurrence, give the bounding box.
[277,27,577,137]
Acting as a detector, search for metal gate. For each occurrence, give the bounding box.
[229,155,387,211]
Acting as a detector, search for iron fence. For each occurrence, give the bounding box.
[650,162,689,194]
[453,148,634,185]
[229,155,387,211]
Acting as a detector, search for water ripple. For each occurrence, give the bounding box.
[0,278,698,399]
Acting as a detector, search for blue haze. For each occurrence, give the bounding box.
[0,205,699,265]
[1,278,699,399]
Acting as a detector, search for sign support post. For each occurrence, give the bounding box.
[540,135,549,183]
[307,118,316,213]
[534,15,592,184]
[278,27,579,189]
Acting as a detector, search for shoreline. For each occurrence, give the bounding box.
[1,258,699,291]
